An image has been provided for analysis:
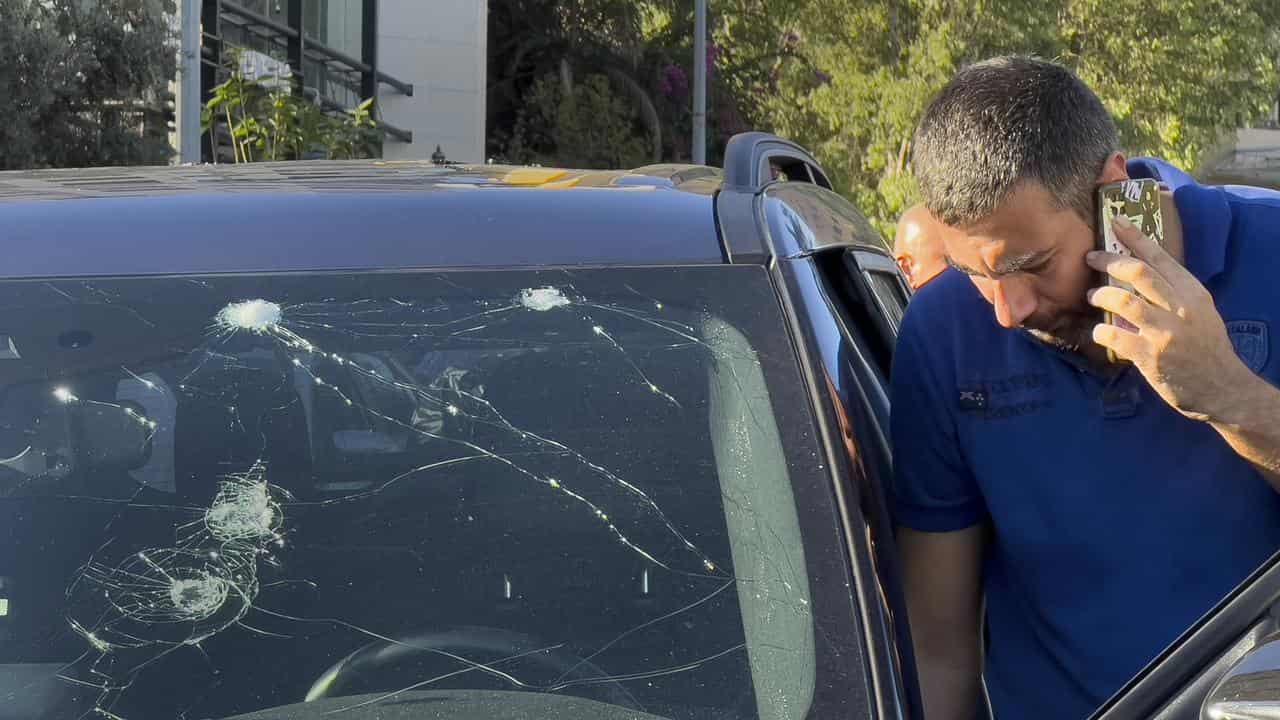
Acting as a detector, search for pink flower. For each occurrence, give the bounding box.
[660,64,689,99]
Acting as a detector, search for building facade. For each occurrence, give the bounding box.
[196,0,486,162]
[377,1,487,163]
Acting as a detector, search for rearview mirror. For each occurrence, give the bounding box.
[1203,633,1280,719]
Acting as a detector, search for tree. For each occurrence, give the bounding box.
[506,73,651,168]
[715,0,1280,235]
[0,0,177,170]
[488,0,699,166]
[488,0,758,167]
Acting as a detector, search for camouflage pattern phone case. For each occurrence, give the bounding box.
[1096,178,1164,363]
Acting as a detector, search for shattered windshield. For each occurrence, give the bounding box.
[0,266,864,720]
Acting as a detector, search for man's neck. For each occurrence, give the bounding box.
[1079,343,1113,370]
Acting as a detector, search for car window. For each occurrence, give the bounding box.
[762,183,904,378]
[848,250,910,337]
[0,266,869,720]
[864,270,906,330]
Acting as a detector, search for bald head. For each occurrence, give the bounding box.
[893,204,948,290]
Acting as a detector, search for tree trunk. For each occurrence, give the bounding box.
[606,67,662,163]
[560,57,574,96]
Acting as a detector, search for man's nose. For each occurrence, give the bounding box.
[992,277,1037,328]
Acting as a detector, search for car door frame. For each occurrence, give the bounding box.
[1092,551,1280,720]
[770,247,918,720]
[717,131,923,720]
[717,195,919,720]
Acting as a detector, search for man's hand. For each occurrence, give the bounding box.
[1086,215,1252,422]
[1088,214,1280,484]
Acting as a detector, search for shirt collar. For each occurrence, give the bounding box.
[1125,157,1230,284]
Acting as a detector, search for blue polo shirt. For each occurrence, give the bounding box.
[891,158,1280,720]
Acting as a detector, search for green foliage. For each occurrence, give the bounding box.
[329,98,380,160]
[489,0,752,167]
[490,0,658,165]
[1060,0,1280,171]
[714,0,1280,236]
[0,0,177,170]
[508,73,651,168]
[202,55,379,163]
[487,0,1279,233]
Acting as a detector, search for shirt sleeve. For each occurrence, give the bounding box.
[889,315,987,532]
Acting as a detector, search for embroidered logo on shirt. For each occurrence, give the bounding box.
[1227,320,1269,373]
[957,373,1051,419]
[957,388,988,411]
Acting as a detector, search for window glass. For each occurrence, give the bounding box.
[0,267,866,720]
[864,269,908,334]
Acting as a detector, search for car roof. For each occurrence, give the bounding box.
[0,161,727,279]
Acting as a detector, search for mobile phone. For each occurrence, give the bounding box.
[1096,178,1165,363]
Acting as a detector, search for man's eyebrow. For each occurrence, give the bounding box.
[995,250,1053,274]
[946,250,1053,278]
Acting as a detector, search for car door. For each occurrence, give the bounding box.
[750,177,923,720]
[1091,550,1280,720]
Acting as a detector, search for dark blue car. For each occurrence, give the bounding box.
[0,133,1272,720]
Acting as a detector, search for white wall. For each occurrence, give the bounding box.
[377,0,487,163]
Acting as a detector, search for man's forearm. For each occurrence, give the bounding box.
[1209,373,1280,488]
[899,526,987,720]
[914,645,983,720]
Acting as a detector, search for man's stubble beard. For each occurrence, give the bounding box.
[1022,309,1102,354]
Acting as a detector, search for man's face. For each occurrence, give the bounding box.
[942,181,1100,351]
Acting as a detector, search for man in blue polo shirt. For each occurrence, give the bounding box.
[893,55,1280,720]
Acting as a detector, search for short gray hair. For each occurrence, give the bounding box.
[911,56,1118,227]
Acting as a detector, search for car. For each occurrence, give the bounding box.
[0,132,1273,720]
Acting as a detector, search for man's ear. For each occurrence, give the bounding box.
[895,253,913,280]
[1096,151,1129,185]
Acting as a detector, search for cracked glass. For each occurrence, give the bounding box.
[0,266,867,720]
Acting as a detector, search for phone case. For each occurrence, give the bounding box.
[1097,178,1164,363]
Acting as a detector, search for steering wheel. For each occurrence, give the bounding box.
[305,625,644,712]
